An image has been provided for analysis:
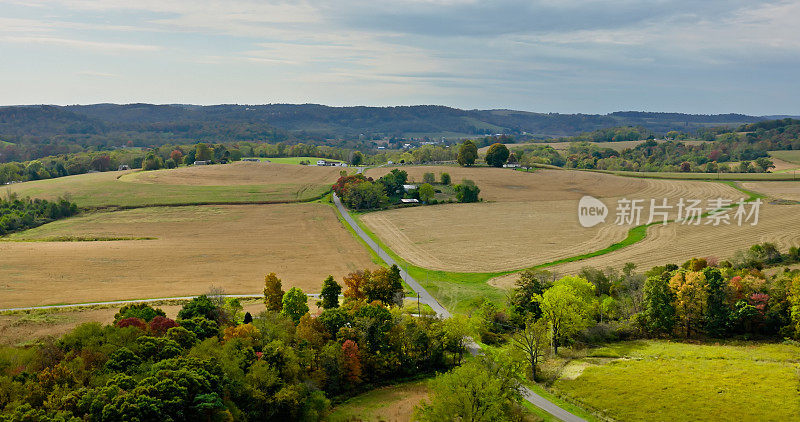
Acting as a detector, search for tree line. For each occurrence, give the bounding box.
[0,195,78,235]
[493,242,800,380]
[0,265,471,421]
[333,169,480,210]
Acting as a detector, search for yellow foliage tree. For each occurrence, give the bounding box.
[669,271,708,337]
[223,323,262,347]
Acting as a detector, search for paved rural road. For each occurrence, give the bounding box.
[332,192,450,319]
[2,187,583,421]
[331,192,585,422]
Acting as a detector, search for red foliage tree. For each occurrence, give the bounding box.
[170,149,183,163]
[116,317,147,330]
[149,315,179,336]
[341,340,362,385]
[90,155,112,172]
[332,174,369,196]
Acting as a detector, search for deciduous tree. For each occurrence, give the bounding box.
[640,274,676,336]
[454,179,480,203]
[511,317,549,380]
[419,183,435,203]
[415,356,522,422]
[669,271,708,337]
[485,143,510,167]
[281,287,309,323]
[457,140,478,166]
[264,273,285,312]
[534,276,595,354]
[319,275,342,309]
[343,270,370,301]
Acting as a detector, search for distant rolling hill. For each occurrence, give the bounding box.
[0,104,790,147]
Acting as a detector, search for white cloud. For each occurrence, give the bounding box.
[0,36,161,52]
[76,70,117,77]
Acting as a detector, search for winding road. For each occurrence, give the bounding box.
[331,192,585,422]
[1,177,585,421]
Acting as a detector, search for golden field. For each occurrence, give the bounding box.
[3,161,341,207]
[362,167,744,272]
[0,203,374,308]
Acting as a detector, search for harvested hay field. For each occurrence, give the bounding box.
[0,203,374,308]
[123,161,342,186]
[366,167,738,203]
[769,150,800,166]
[538,203,800,281]
[362,168,743,272]
[361,201,630,272]
[741,181,800,201]
[3,162,338,207]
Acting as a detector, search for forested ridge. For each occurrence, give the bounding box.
[0,104,776,164]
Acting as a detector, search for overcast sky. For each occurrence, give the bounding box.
[1,0,798,115]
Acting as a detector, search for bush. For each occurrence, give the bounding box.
[114,303,166,323]
[454,180,480,203]
[177,295,218,321]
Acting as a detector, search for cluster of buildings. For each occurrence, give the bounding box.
[316,160,348,167]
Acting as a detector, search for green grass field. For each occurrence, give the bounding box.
[2,170,331,208]
[554,340,800,421]
[769,150,800,165]
[243,156,343,165]
[327,379,430,422]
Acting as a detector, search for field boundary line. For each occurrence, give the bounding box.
[82,190,332,211]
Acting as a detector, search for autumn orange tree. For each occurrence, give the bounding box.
[343,270,370,301]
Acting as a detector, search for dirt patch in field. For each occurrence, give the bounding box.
[741,181,800,201]
[123,161,342,186]
[0,203,374,308]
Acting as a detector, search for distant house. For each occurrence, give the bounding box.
[241,158,260,162]
[387,161,394,165]
[403,184,418,191]
[194,161,209,165]
[118,164,130,171]
[317,160,345,166]
[401,198,420,204]
[503,163,520,168]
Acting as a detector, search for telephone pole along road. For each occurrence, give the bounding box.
[331,192,585,422]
